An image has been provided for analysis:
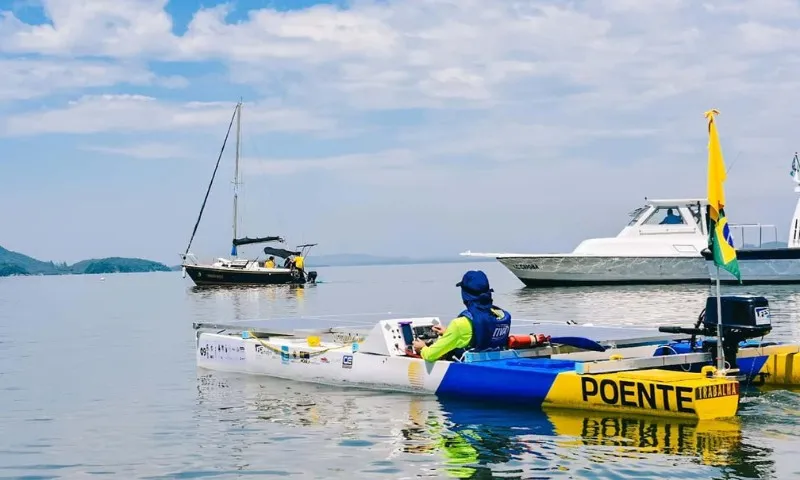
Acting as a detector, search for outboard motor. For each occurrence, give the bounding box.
[658,295,771,370]
[306,271,318,284]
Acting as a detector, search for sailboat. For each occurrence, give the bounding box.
[179,101,319,286]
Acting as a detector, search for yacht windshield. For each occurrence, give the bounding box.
[642,206,686,225]
[687,203,704,230]
[627,206,649,226]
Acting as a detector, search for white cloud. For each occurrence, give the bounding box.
[0,58,184,102]
[1,94,337,136]
[3,0,800,258]
[2,1,798,154]
[705,0,800,19]
[80,142,194,160]
[0,0,175,58]
[3,0,797,114]
[242,149,417,176]
[738,22,796,53]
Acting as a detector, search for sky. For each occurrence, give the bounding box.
[1,0,800,265]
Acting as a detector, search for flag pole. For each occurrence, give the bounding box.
[715,265,725,372]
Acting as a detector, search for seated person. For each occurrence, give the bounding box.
[264,256,276,268]
[659,208,683,224]
[412,270,511,361]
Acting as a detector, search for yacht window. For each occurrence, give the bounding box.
[687,204,703,229]
[643,206,686,226]
[627,205,648,226]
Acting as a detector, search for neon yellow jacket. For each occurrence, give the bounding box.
[420,317,473,361]
[420,307,509,361]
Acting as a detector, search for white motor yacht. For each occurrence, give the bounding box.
[463,174,800,287]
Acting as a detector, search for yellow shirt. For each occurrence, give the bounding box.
[265,260,275,268]
[420,317,473,362]
[294,256,305,269]
[419,308,508,362]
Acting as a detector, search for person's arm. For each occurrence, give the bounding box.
[419,319,469,361]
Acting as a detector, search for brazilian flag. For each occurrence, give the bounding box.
[705,109,741,283]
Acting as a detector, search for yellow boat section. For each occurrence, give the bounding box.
[544,367,740,420]
[739,344,800,387]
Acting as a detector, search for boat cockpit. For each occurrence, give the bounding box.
[568,199,710,256]
[621,199,708,237]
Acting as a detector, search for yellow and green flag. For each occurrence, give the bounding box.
[705,109,741,283]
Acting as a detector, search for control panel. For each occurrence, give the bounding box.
[358,317,442,356]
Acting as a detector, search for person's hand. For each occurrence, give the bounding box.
[432,324,446,336]
[412,338,426,352]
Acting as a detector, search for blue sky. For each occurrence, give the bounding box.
[1,0,800,264]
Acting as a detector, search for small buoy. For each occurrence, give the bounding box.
[100,277,105,281]
[508,334,533,349]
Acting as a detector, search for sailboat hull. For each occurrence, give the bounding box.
[184,264,316,286]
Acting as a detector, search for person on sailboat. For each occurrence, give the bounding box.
[265,256,276,268]
[659,208,683,224]
[412,270,533,362]
[293,255,305,274]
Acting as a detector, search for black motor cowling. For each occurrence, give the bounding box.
[306,271,318,283]
[658,295,772,369]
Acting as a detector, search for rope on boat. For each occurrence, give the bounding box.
[246,330,342,357]
[182,104,238,257]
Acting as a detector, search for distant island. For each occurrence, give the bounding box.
[0,245,171,278]
[1,244,496,278]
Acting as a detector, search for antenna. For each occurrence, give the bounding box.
[725,150,742,175]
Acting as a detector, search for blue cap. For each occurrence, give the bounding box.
[456,270,493,295]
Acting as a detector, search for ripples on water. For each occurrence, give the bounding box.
[1,261,800,478]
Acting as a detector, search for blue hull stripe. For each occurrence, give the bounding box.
[435,358,575,406]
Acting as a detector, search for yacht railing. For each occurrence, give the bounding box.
[728,223,778,249]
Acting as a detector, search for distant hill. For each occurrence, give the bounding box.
[0,245,68,275]
[0,245,171,277]
[70,257,172,274]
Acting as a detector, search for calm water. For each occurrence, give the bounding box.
[2,261,800,479]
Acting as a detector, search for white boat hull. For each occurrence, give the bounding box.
[466,195,800,287]
[709,251,800,283]
[496,251,800,287]
[497,255,710,287]
[194,327,745,420]
[197,333,447,394]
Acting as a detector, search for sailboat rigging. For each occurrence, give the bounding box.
[179,101,318,286]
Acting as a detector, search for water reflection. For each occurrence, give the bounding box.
[195,371,777,479]
[187,284,312,322]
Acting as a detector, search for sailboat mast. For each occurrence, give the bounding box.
[231,101,242,257]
